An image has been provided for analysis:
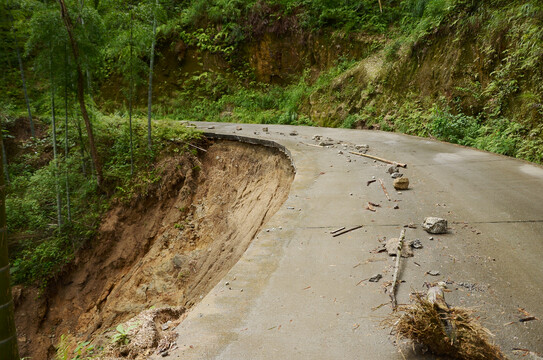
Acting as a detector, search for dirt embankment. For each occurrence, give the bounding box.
[14,140,294,359]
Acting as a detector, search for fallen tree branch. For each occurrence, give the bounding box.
[349,151,407,168]
[379,179,391,201]
[330,227,345,234]
[390,229,406,310]
[332,225,363,237]
[301,142,325,148]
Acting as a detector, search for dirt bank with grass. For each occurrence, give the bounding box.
[13,140,294,359]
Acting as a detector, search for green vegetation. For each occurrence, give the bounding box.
[0,0,542,293]
[6,114,200,288]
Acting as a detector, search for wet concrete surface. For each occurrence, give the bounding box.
[156,123,543,360]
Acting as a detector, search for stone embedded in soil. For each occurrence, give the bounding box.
[391,172,403,179]
[422,217,448,234]
[393,177,409,190]
[355,144,369,151]
[289,130,298,136]
[236,126,242,131]
[427,270,440,276]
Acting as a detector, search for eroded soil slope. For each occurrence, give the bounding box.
[14,140,294,359]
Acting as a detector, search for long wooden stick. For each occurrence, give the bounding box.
[301,142,325,148]
[330,227,345,234]
[332,225,363,237]
[378,179,391,201]
[390,229,406,310]
[349,151,407,168]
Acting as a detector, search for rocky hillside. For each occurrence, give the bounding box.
[108,0,541,163]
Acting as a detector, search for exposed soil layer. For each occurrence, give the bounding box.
[13,140,294,359]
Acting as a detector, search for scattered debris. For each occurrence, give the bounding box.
[387,166,399,174]
[378,179,391,201]
[404,223,417,229]
[348,151,407,168]
[319,141,334,146]
[519,316,538,323]
[369,274,383,282]
[366,202,377,212]
[330,227,346,234]
[385,291,508,360]
[367,179,377,186]
[371,303,387,311]
[456,282,487,292]
[386,237,413,258]
[422,217,448,234]
[262,127,268,132]
[410,239,423,249]
[289,130,298,136]
[332,225,364,237]
[429,236,434,240]
[302,286,311,290]
[356,278,369,286]
[390,229,407,309]
[302,142,325,148]
[513,348,543,359]
[427,270,440,276]
[236,126,242,131]
[338,150,343,154]
[355,144,369,151]
[207,125,215,129]
[393,177,409,190]
[391,172,403,179]
[393,204,400,209]
[312,134,322,140]
[287,206,295,210]
[253,131,260,135]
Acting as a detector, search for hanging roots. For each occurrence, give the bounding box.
[384,293,508,360]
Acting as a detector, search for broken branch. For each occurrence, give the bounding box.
[330,227,345,234]
[379,179,391,201]
[390,229,406,310]
[332,225,363,237]
[349,151,407,168]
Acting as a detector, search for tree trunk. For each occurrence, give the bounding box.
[57,0,103,189]
[146,0,158,150]
[15,44,35,138]
[128,10,134,176]
[0,123,9,185]
[64,46,71,223]
[50,54,63,228]
[0,131,19,359]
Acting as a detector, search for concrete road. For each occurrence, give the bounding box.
[157,123,543,360]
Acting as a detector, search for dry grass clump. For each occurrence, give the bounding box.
[385,294,508,360]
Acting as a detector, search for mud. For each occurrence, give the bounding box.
[14,140,294,359]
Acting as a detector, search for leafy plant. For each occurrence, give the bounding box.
[111,323,138,346]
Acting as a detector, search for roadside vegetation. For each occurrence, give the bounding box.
[0,0,541,295]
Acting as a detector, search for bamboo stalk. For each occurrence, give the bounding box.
[349,151,407,168]
[390,229,406,310]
